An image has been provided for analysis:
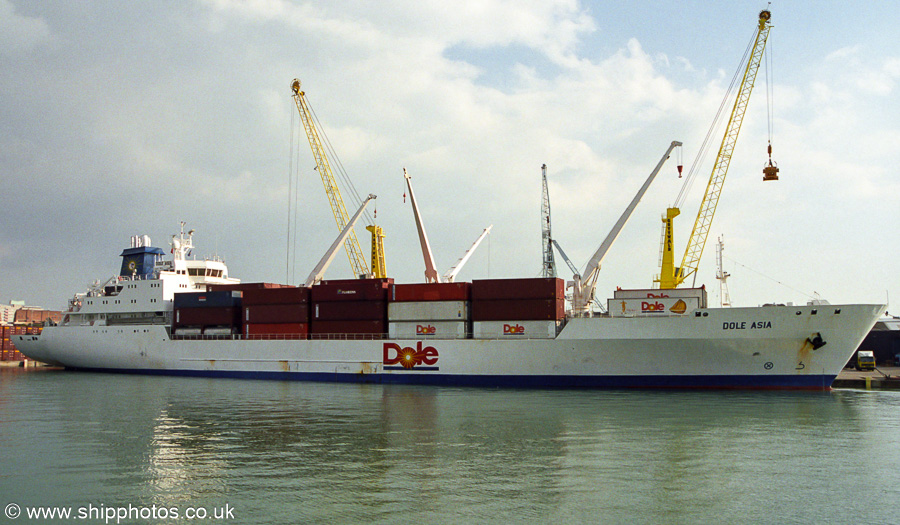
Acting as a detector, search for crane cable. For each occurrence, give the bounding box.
[306,102,375,226]
[673,24,760,210]
[765,36,775,152]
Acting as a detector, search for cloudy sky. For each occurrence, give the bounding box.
[2,0,898,312]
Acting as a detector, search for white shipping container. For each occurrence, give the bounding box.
[472,320,559,339]
[607,297,700,317]
[389,321,468,339]
[203,327,236,336]
[174,328,202,336]
[388,301,469,321]
[612,287,707,307]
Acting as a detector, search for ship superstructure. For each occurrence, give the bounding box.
[58,224,239,331]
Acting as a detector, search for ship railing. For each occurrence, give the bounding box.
[118,273,156,282]
[169,331,575,341]
[308,333,389,341]
[169,333,392,341]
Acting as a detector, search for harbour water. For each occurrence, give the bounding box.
[2,367,899,523]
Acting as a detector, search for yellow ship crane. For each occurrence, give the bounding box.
[656,10,773,289]
[291,79,385,279]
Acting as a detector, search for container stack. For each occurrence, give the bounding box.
[388,282,471,339]
[607,287,706,317]
[2,325,41,361]
[310,279,392,339]
[242,287,310,340]
[471,278,565,339]
[172,291,242,337]
[206,282,291,293]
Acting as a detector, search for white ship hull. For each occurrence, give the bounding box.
[15,303,883,389]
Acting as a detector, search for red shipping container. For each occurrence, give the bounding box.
[2,350,23,361]
[242,287,310,306]
[174,307,240,326]
[312,301,386,321]
[309,320,386,337]
[390,282,471,302]
[472,299,565,321]
[207,282,290,292]
[472,278,565,301]
[311,281,390,302]
[244,323,308,340]
[320,278,394,286]
[244,304,309,324]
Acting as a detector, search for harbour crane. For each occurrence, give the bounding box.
[541,164,556,278]
[656,10,773,289]
[291,79,385,279]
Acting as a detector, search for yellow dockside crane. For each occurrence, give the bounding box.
[291,79,386,279]
[656,10,774,289]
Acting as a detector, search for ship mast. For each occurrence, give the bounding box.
[715,235,732,307]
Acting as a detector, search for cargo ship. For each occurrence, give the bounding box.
[13,225,884,389]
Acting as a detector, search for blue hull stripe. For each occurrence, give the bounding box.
[69,367,836,390]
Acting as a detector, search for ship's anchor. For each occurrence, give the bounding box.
[806,332,827,350]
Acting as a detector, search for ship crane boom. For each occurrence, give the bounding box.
[444,226,492,283]
[568,140,682,315]
[404,168,491,283]
[304,195,376,287]
[403,168,441,283]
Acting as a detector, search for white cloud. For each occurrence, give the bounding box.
[0,0,51,54]
[1,2,898,309]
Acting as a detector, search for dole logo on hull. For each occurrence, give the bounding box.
[384,342,439,369]
[504,324,525,335]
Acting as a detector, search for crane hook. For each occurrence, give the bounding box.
[763,142,779,181]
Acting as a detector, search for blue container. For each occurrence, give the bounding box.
[173,291,242,309]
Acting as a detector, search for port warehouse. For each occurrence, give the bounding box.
[855,320,900,367]
[1,307,61,361]
[173,278,566,341]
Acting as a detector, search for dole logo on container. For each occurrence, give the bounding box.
[503,324,525,335]
[383,342,439,370]
[417,324,436,335]
[641,301,665,313]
